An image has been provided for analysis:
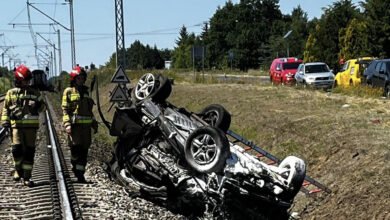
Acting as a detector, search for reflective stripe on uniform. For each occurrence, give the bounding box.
[22,164,33,170]
[11,119,39,125]
[63,115,70,122]
[75,164,85,171]
[75,119,93,124]
[74,115,93,124]
[8,94,40,101]
[1,115,9,121]
[70,94,80,101]
[62,94,69,107]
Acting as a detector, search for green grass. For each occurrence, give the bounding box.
[332,85,383,98]
[0,78,12,94]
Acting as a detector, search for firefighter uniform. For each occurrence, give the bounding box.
[62,85,97,181]
[1,87,45,183]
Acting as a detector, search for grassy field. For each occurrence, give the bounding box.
[48,69,389,219]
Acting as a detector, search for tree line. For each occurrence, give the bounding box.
[106,0,390,72]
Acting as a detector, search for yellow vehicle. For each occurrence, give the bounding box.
[334,57,375,87]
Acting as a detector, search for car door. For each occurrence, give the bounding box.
[376,62,387,88]
[295,64,304,84]
[341,61,350,85]
[275,63,282,81]
[372,61,383,87]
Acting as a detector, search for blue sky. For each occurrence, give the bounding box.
[0,0,360,73]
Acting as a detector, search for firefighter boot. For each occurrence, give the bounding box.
[73,168,86,183]
[23,170,34,187]
[11,145,23,181]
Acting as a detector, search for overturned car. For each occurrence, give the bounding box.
[105,73,306,219]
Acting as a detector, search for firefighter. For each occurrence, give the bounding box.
[1,65,45,187]
[62,66,98,182]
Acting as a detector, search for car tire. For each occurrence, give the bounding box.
[278,156,306,201]
[303,80,307,89]
[385,85,390,98]
[185,126,230,173]
[333,80,338,88]
[198,104,231,132]
[132,73,172,103]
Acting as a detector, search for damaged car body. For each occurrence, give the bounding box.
[104,73,306,219]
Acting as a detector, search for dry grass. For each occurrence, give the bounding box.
[170,83,389,219]
[49,70,389,219]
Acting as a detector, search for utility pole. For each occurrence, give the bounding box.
[57,29,62,74]
[26,1,73,69]
[66,0,76,67]
[36,33,58,77]
[115,0,126,69]
[1,46,14,67]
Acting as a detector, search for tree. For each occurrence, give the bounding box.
[172,26,194,69]
[303,0,361,71]
[339,18,370,60]
[363,0,390,57]
[206,0,282,70]
[288,6,309,59]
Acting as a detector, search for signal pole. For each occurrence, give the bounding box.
[115,0,126,69]
[67,0,76,67]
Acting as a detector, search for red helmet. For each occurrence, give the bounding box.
[69,66,87,81]
[14,65,32,81]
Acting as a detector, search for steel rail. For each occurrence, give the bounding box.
[0,94,5,102]
[45,109,73,219]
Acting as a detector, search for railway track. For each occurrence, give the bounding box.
[0,92,181,219]
[0,95,82,219]
[0,94,5,102]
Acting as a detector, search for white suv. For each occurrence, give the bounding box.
[295,62,334,89]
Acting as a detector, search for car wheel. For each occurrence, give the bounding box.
[185,126,230,173]
[198,104,231,132]
[303,80,307,89]
[133,73,172,103]
[333,80,338,88]
[385,85,390,98]
[278,156,306,201]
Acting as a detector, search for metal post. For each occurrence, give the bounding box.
[50,51,54,78]
[1,53,4,67]
[192,47,195,78]
[69,0,76,67]
[115,0,126,69]
[53,45,57,77]
[287,42,289,57]
[57,29,62,74]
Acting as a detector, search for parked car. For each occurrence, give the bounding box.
[269,57,303,85]
[106,73,306,219]
[364,59,390,97]
[334,57,375,87]
[295,62,334,89]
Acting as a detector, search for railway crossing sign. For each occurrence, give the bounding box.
[110,66,130,103]
[111,66,130,83]
[110,85,128,102]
